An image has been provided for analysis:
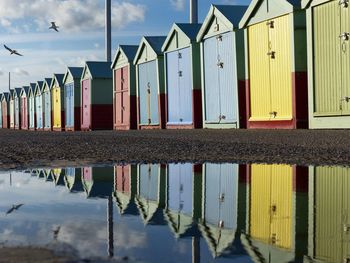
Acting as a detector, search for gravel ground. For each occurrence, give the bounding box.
[0,129,350,169]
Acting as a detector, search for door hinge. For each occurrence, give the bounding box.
[179,118,183,122]
[341,96,350,102]
[178,71,183,77]
[339,0,349,8]
[339,32,350,41]
[178,52,182,59]
[216,35,222,41]
[266,21,274,28]
[344,224,350,233]
[267,51,276,59]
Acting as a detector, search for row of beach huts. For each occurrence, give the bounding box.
[0,0,347,131]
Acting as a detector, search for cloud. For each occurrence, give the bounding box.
[0,0,146,33]
[170,0,185,11]
[13,68,29,76]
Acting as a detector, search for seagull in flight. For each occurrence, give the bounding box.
[49,22,59,32]
[5,203,24,215]
[3,45,23,56]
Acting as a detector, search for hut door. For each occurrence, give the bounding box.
[341,4,350,114]
[204,163,238,230]
[167,163,193,215]
[15,98,19,127]
[1,102,4,128]
[115,165,130,193]
[314,167,350,262]
[0,102,2,128]
[44,92,50,128]
[138,61,159,125]
[115,66,129,126]
[313,1,342,116]
[250,164,292,248]
[204,36,220,123]
[10,100,14,127]
[178,47,193,124]
[22,98,27,128]
[53,88,61,127]
[166,50,180,124]
[29,97,34,128]
[139,164,159,202]
[36,96,42,128]
[82,79,91,129]
[64,84,71,127]
[269,15,292,120]
[217,32,238,123]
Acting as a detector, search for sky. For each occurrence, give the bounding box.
[0,0,250,93]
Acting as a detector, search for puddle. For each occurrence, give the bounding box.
[0,163,345,262]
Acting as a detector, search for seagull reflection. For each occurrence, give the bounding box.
[5,204,24,215]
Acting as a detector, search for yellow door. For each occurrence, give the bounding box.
[250,164,271,242]
[248,21,271,121]
[53,87,61,128]
[250,164,292,249]
[270,165,292,249]
[269,15,293,120]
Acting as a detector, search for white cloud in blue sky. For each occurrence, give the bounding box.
[0,0,250,92]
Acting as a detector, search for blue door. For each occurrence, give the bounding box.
[218,32,237,124]
[204,163,238,230]
[166,51,180,124]
[167,47,193,125]
[178,47,193,124]
[29,96,35,128]
[36,95,43,128]
[203,36,220,123]
[139,164,159,202]
[44,91,51,128]
[65,83,74,128]
[167,163,193,216]
[138,60,159,125]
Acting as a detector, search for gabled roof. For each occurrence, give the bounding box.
[83,61,113,79]
[10,89,15,99]
[239,0,300,28]
[133,36,166,65]
[20,86,30,96]
[30,83,36,90]
[1,92,10,102]
[34,81,44,95]
[197,5,247,41]
[63,67,84,84]
[14,87,22,98]
[51,73,64,88]
[111,45,138,69]
[44,78,53,90]
[162,23,202,52]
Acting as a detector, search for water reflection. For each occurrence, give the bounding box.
[2,163,348,262]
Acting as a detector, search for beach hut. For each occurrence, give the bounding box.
[0,94,2,128]
[34,81,44,130]
[302,0,350,128]
[82,166,114,198]
[239,0,308,129]
[51,74,65,131]
[113,165,139,215]
[135,164,167,225]
[197,5,247,129]
[20,86,29,130]
[1,92,10,129]
[165,163,202,238]
[51,169,65,186]
[9,89,15,129]
[64,168,83,193]
[134,36,167,129]
[42,78,53,131]
[80,61,113,131]
[199,163,247,258]
[28,83,36,130]
[244,164,308,261]
[308,166,350,262]
[162,23,202,129]
[13,87,22,130]
[111,45,138,130]
[63,67,83,131]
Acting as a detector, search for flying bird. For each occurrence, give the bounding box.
[3,45,23,56]
[49,22,59,32]
[5,203,24,215]
[52,226,61,240]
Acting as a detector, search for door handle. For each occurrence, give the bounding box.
[269,111,277,118]
[341,96,350,102]
[266,21,274,28]
[217,62,224,68]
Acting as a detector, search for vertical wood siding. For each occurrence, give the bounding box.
[43,91,51,129]
[81,79,91,129]
[341,4,350,114]
[114,66,130,126]
[139,164,159,202]
[29,96,35,129]
[52,87,61,128]
[166,50,179,124]
[35,95,42,129]
[65,83,74,128]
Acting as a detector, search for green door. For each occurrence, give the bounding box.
[341,4,350,114]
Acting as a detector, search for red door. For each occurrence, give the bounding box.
[81,79,91,129]
[2,101,7,128]
[114,66,129,127]
[21,98,27,129]
[83,167,92,181]
[114,165,130,193]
